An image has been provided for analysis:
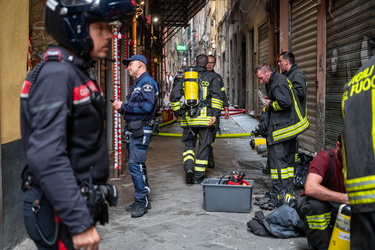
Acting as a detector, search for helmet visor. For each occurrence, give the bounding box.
[62,0,96,6]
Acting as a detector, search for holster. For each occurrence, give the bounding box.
[129,120,144,138]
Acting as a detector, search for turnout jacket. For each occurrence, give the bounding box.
[212,70,229,108]
[20,46,109,235]
[170,66,223,127]
[119,71,159,123]
[266,71,309,145]
[282,64,307,118]
[342,54,375,213]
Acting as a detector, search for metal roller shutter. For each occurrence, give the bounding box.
[291,0,318,152]
[256,22,269,115]
[326,0,375,147]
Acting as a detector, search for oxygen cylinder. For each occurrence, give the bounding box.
[250,138,267,149]
[256,144,268,153]
[328,204,351,250]
[183,67,199,107]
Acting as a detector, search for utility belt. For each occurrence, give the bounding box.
[123,120,159,143]
[21,166,118,247]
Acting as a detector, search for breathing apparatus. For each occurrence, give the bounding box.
[183,66,200,117]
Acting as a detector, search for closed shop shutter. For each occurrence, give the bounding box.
[256,22,269,115]
[291,0,318,152]
[326,0,375,147]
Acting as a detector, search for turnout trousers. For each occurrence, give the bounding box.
[181,126,216,180]
[128,126,153,207]
[268,138,296,192]
[351,212,375,250]
[296,196,335,250]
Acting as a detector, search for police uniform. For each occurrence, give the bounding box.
[120,71,158,208]
[21,46,109,248]
[266,71,309,192]
[342,54,375,249]
[170,66,223,183]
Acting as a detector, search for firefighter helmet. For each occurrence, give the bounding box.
[44,0,136,57]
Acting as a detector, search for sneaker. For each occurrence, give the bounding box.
[186,170,194,184]
[131,204,149,218]
[125,202,151,212]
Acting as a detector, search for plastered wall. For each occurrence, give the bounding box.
[0,0,29,144]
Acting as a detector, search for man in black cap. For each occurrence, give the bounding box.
[113,54,159,218]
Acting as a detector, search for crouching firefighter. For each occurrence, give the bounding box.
[20,1,135,249]
[170,54,223,184]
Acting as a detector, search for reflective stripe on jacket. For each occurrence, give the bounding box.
[342,54,375,213]
[267,71,309,145]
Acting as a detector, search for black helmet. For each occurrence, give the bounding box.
[44,0,136,57]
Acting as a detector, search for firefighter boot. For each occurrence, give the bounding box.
[184,162,195,184]
[193,171,206,184]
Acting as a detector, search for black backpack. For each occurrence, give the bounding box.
[293,150,334,189]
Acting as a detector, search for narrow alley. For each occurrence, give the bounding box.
[14,113,309,250]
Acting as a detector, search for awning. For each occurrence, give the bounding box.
[150,0,207,44]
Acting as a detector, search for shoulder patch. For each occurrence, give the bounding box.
[217,77,221,81]
[143,84,153,92]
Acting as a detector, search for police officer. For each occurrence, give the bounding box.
[20,1,135,249]
[113,55,158,218]
[254,63,309,208]
[170,54,223,184]
[342,54,375,249]
[206,55,230,168]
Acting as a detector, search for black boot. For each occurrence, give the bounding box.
[193,171,206,184]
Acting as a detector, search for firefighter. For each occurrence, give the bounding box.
[206,55,230,168]
[170,54,223,184]
[278,51,308,173]
[296,134,348,249]
[254,63,309,209]
[113,55,158,218]
[20,0,135,249]
[278,51,307,118]
[341,54,375,249]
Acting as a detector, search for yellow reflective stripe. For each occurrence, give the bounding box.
[196,159,208,165]
[288,167,294,178]
[306,212,332,230]
[183,150,195,156]
[288,79,303,120]
[348,189,375,205]
[272,117,309,142]
[183,156,195,162]
[211,98,223,110]
[181,117,212,126]
[194,166,206,172]
[171,101,181,111]
[270,167,294,179]
[373,88,375,156]
[346,175,375,192]
[201,86,208,117]
[270,79,309,142]
[221,87,225,91]
[270,169,279,180]
[271,100,283,111]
